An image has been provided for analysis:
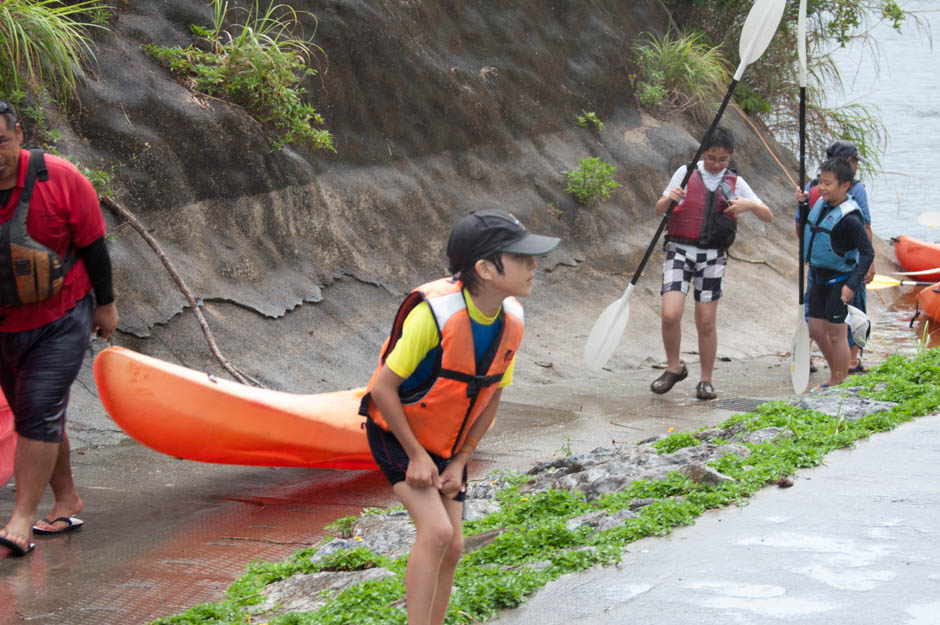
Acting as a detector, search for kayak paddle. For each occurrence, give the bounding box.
[790,0,811,394]
[890,267,940,277]
[916,211,940,228]
[583,0,788,371]
[868,274,934,290]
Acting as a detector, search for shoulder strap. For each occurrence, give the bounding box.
[9,149,46,239]
[6,150,78,277]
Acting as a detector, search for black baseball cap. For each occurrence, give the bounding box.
[447,209,560,273]
[826,140,864,162]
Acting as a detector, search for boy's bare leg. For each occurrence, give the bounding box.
[393,482,457,625]
[849,344,861,369]
[809,318,849,387]
[428,496,464,625]
[825,321,850,385]
[694,300,718,382]
[661,291,687,373]
[33,432,84,532]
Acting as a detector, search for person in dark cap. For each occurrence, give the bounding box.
[358,208,558,625]
[797,139,874,374]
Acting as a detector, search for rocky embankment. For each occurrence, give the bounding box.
[56,1,898,448]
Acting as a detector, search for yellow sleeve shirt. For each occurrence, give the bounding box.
[385,290,515,387]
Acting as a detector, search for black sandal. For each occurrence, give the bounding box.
[650,361,687,394]
[696,381,716,400]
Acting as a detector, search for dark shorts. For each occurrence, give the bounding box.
[808,280,847,324]
[804,273,866,345]
[0,293,93,442]
[365,418,467,502]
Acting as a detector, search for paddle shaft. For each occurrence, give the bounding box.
[797,86,808,305]
[627,79,741,287]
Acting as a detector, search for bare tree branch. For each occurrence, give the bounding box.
[100,195,262,387]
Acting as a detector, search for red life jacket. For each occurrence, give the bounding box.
[807,179,822,208]
[360,277,524,459]
[666,167,738,245]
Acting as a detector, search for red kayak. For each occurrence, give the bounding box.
[0,392,14,487]
[916,281,940,324]
[894,235,940,283]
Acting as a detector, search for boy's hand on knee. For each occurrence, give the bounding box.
[406,452,441,489]
[439,473,461,498]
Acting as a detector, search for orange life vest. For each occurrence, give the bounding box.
[359,277,524,458]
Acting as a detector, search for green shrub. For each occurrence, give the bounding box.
[144,0,334,153]
[576,110,605,132]
[631,30,729,117]
[563,157,622,206]
[0,0,108,102]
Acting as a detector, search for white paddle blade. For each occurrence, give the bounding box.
[734,0,787,80]
[798,0,808,86]
[917,211,940,228]
[584,284,635,371]
[790,309,811,394]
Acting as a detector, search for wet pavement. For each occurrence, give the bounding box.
[489,412,940,625]
[1,294,937,625]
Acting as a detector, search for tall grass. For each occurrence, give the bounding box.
[0,0,108,101]
[145,0,334,152]
[631,30,730,118]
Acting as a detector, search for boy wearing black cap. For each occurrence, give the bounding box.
[359,209,559,625]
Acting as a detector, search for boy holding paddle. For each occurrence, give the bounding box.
[359,209,558,625]
[797,157,874,389]
[651,127,773,400]
[800,140,875,373]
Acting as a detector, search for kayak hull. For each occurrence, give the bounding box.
[894,235,940,283]
[0,391,14,487]
[916,281,940,324]
[93,346,377,470]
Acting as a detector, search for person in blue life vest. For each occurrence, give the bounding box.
[796,157,874,390]
[651,127,773,400]
[797,140,875,373]
[359,209,559,625]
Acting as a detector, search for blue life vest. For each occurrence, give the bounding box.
[803,197,860,278]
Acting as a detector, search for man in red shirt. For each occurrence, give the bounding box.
[0,100,119,557]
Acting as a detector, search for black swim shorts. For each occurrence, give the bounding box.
[365,418,467,502]
[0,293,94,442]
[808,280,848,324]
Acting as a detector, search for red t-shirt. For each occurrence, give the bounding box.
[0,149,106,332]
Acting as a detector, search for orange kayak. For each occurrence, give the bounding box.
[0,391,14,487]
[894,235,940,282]
[916,281,940,324]
[93,346,377,470]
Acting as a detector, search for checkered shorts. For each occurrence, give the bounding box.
[661,242,726,302]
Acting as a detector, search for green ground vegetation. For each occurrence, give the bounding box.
[659,0,919,170]
[144,0,333,153]
[151,347,940,625]
[563,157,622,206]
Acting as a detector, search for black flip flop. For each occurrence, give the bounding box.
[0,532,35,557]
